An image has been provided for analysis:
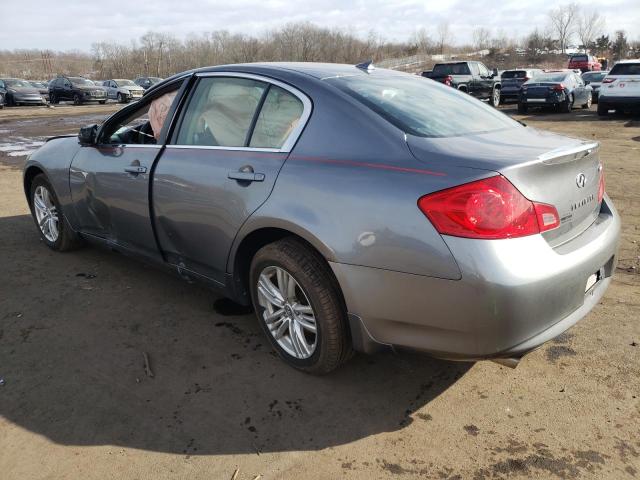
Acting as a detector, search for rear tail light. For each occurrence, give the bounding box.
[602,78,614,83]
[523,76,530,81]
[552,83,565,91]
[598,167,605,203]
[417,175,560,240]
[444,75,453,86]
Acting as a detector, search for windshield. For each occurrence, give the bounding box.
[582,72,607,82]
[432,63,471,75]
[149,77,161,83]
[609,63,640,75]
[30,81,46,88]
[531,73,567,83]
[4,79,32,88]
[69,77,95,86]
[502,71,528,79]
[115,79,136,86]
[326,73,519,138]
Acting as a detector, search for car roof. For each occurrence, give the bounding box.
[145,62,394,96]
[615,59,640,63]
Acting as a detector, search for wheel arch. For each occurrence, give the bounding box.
[228,224,337,303]
[23,165,46,204]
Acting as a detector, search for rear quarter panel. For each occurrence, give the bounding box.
[229,75,493,280]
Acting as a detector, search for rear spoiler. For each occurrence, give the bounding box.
[538,142,599,165]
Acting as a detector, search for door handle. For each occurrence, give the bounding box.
[228,171,265,182]
[124,166,147,174]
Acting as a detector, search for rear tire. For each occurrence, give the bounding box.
[249,237,353,374]
[29,174,83,252]
[582,94,592,109]
[560,94,573,113]
[73,94,82,106]
[490,87,500,107]
[99,100,106,104]
[597,103,609,116]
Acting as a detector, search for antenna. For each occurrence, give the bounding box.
[355,60,375,72]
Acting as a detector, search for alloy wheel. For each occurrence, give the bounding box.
[256,265,318,359]
[33,185,59,242]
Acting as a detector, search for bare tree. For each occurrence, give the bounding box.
[410,28,432,54]
[548,3,579,53]
[577,10,605,50]
[437,22,452,55]
[472,27,491,52]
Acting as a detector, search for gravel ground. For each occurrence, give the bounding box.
[0,103,638,480]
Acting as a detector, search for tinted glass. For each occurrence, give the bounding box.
[69,77,94,86]
[432,63,471,75]
[532,73,568,83]
[250,85,304,149]
[327,73,519,138]
[571,55,588,61]
[176,77,266,147]
[582,72,607,82]
[609,63,640,75]
[502,70,527,79]
[4,79,32,88]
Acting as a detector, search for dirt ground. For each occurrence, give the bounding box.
[0,103,638,480]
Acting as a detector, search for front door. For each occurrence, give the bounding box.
[152,74,309,285]
[69,99,165,261]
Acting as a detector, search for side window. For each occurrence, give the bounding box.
[175,77,267,147]
[101,82,182,145]
[478,63,490,77]
[469,63,480,76]
[250,86,304,149]
[0,80,5,89]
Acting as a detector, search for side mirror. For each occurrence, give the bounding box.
[78,124,98,145]
[492,68,499,77]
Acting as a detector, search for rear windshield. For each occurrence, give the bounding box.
[326,73,519,138]
[582,72,607,82]
[502,70,527,79]
[69,77,94,86]
[570,55,588,62]
[432,63,471,75]
[532,73,567,83]
[609,63,640,75]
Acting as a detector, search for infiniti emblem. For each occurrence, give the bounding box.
[576,173,587,188]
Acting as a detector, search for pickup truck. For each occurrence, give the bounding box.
[422,61,502,107]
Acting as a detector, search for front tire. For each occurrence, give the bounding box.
[249,238,352,374]
[582,94,592,109]
[29,174,83,252]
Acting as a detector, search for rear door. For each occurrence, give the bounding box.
[152,73,311,284]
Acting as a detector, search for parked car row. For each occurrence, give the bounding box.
[491,59,640,116]
[0,75,164,107]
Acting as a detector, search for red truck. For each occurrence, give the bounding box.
[568,54,602,72]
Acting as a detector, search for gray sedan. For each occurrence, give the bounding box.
[0,78,46,106]
[23,63,620,373]
[102,79,145,103]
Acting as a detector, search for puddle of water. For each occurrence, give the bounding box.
[0,136,46,157]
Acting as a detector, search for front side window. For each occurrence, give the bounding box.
[478,63,490,77]
[101,83,182,145]
[327,72,519,138]
[176,77,267,147]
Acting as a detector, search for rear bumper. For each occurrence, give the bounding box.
[332,196,620,359]
[598,96,640,108]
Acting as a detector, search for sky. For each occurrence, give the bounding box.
[1,0,638,51]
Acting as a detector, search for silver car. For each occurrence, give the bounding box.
[582,70,609,103]
[23,63,620,374]
[102,79,145,103]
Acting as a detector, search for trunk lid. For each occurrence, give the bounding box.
[524,82,558,98]
[406,127,602,246]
